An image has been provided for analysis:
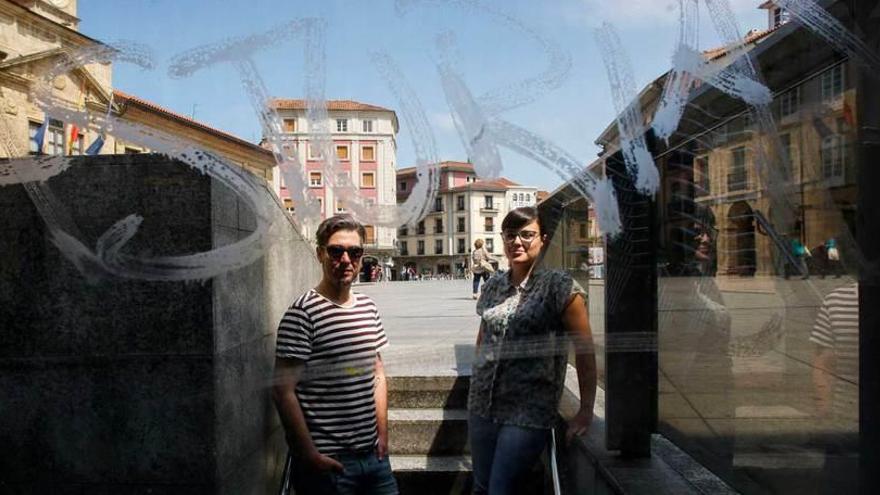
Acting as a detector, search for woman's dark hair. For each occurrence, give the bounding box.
[315,214,366,247]
[501,206,543,234]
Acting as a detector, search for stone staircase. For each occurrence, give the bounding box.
[387,375,555,494]
[388,375,474,494]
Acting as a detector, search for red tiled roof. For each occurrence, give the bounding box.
[450,177,520,192]
[703,25,781,61]
[269,99,394,113]
[113,90,272,157]
[397,160,473,176]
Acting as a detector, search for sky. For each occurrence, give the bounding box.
[79,0,768,192]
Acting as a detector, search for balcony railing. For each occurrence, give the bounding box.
[480,202,502,212]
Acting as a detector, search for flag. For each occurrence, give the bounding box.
[843,101,856,128]
[85,134,105,156]
[67,124,79,155]
[33,119,49,155]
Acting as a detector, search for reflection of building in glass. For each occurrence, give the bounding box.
[395,161,540,277]
[0,1,275,180]
[267,99,399,265]
[594,12,856,278]
[538,159,604,279]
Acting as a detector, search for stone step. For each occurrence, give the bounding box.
[387,375,470,409]
[388,408,469,455]
[391,454,473,495]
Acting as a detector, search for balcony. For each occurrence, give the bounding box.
[480,202,502,213]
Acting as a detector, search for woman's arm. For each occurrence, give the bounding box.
[562,293,597,443]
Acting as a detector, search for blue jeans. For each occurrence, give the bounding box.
[291,449,398,495]
[473,271,489,294]
[468,413,549,495]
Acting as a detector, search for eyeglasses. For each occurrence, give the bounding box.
[502,229,540,244]
[325,245,364,261]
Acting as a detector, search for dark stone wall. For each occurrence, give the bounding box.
[0,154,319,494]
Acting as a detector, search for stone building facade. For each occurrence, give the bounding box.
[395,161,538,277]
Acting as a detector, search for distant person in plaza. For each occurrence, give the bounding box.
[824,237,843,278]
[272,214,398,495]
[788,237,811,279]
[471,238,494,299]
[469,206,597,495]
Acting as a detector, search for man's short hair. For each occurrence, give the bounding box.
[315,214,366,247]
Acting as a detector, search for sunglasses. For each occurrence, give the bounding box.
[502,229,540,244]
[325,245,364,261]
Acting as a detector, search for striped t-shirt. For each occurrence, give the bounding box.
[276,289,389,454]
[810,283,859,419]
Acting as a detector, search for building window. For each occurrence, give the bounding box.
[728,147,748,192]
[821,64,844,102]
[362,120,374,133]
[336,144,350,161]
[457,195,465,210]
[336,119,348,132]
[417,221,425,235]
[484,195,494,209]
[317,197,324,213]
[399,181,407,191]
[308,143,322,160]
[46,119,65,156]
[336,200,346,213]
[434,197,443,212]
[579,223,588,239]
[283,119,296,133]
[399,226,408,236]
[773,7,790,27]
[361,145,375,161]
[457,217,465,233]
[434,219,443,234]
[364,225,376,244]
[821,134,848,181]
[778,87,799,118]
[361,172,376,188]
[124,147,141,154]
[400,240,408,255]
[484,217,494,232]
[282,144,296,158]
[75,134,85,155]
[309,171,322,187]
[485,238,494,253]
[417,240,425,255]
[457,238,466,254]
[779,133,793,181]
[434,239,443,255]
[696,156,710,196]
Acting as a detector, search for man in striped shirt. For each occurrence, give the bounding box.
[273,215,398,494]
[811,283,859,422]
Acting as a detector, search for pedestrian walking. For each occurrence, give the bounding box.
[791,238,811,279]
[471,239,494,299]
[825,237,843,278]
[469,206,597,495]
[272,214,398,495]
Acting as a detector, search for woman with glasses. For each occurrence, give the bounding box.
[468,206,597,494]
